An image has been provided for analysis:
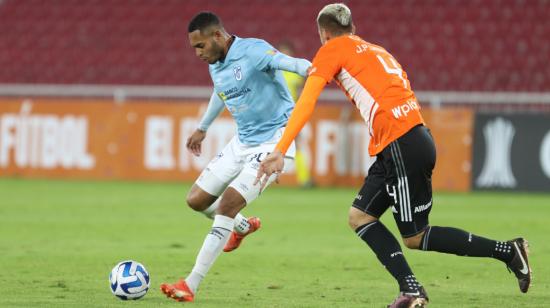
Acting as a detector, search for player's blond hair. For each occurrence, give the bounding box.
[317,3,352,32]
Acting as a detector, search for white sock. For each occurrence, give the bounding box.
[201,200,250,234]
[233,213,250,234]
[185,215,234,293]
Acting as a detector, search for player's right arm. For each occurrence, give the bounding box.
[187,92,225,156]
[255,42,342,187]
[275,41,342,154]
[275,75,326,154]
[254,75,326,188]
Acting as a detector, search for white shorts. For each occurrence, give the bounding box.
[196,127,296,205]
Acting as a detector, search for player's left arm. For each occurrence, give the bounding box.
[270,53,311,77]
[249,40,311,77]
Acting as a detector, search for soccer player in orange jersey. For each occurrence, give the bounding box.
[256,3,531,307]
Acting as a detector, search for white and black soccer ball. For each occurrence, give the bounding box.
[109,260,150,300]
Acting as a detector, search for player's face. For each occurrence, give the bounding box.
[189,30,224,64]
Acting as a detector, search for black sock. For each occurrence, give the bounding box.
[420,226,514,263]
[356,221,420,292]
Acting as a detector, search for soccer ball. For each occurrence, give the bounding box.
[109,260,150,300]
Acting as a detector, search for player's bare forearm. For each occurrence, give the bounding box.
[186,129,206,157]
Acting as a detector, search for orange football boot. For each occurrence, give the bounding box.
[223,217,261,252]
[160,279,194,302]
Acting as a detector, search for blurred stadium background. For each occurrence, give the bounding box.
[0,0,549,191]
[1,0,549,307]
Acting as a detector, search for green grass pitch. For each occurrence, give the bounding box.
[1,178,549,307]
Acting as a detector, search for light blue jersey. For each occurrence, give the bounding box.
[208,37,296,145]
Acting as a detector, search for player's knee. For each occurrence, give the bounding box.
[186,189,206,211]
[348,207,377,230]
[186,194,201,211]
[186,184,219,212]
[402,232,424,250]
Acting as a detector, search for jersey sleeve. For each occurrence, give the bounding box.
[309,43,342,83]
[247,40,280,72]
[270,53,311,77]
[198,91,225,132]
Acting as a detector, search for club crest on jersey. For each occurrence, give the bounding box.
[233,66,242,81]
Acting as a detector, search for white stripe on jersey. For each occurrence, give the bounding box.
[336,68,378,135]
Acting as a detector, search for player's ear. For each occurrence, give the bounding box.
[351,24,356,35]
[212,28,225,40]
[321,28,331,44]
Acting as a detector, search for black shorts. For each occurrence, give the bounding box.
[352,125,436,238]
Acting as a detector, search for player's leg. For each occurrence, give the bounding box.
[190,171,253,233]
[182,155,293,296]
[161,186,246,302]
[186,140,255,235]
[160,139,251,302]
[349,158,428,307]
[223,155,295,252]
[182,187,247,295]
[222,127,297,251]
[413,226,530,292]
[393,125,530,293]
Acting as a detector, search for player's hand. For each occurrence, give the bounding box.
[254,150,285,190]
[186,129,206,157]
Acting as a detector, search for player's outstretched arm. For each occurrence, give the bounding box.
[255,75,326,188]
[271,53,312,77]
[187,92,225,156]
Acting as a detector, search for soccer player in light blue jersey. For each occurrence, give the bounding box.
[160,12,311,302]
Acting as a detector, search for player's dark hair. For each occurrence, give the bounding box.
[317,11,353,35]
[188,11,222,33]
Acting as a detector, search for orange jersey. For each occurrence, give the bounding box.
[310,35,424,155]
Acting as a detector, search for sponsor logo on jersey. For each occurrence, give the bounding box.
[233,65,242,81]
[391,99,419,119]
[218,87,251,102]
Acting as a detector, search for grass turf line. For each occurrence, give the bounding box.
[1,178,549,307]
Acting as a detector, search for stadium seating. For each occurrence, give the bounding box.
[0,0,548,91]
